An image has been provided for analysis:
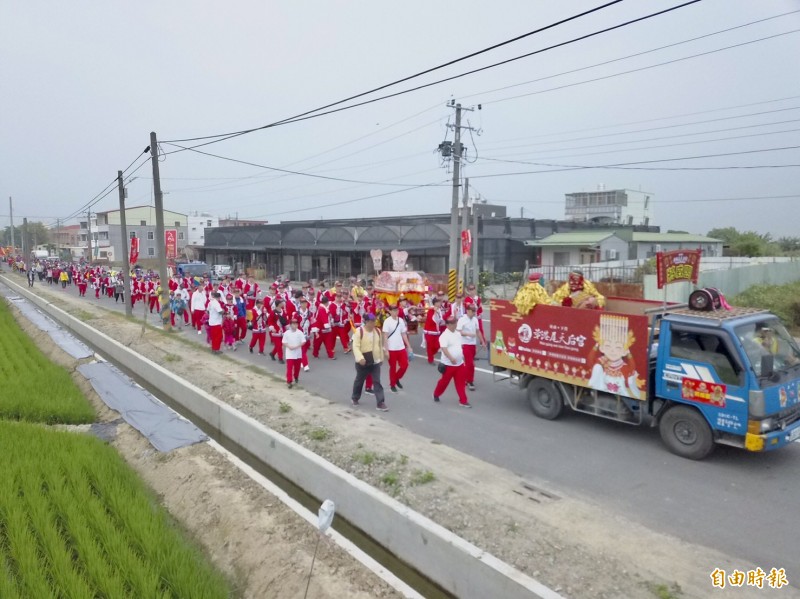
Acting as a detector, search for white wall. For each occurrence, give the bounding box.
[188,214,219,246]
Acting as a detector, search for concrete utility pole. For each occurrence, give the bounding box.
[459,177,470,288]
[470,196,480,285]
[117,170,132,317]
[150,132,171,330]
[86,210,92,262]
[447,103,463,296]
[56,218,61,258]
[9,197,15,251]
[22,217,28,259]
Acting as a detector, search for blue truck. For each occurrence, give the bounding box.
[490,297,800,459]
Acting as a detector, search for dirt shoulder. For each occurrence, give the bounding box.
[13,277,796,599]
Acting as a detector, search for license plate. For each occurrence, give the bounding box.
[788,427,800,443]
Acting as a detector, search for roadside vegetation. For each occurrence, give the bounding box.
[732,281,800,330]
[0,299,232,597]
[0,300,94,424]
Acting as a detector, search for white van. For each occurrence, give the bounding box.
[212,264,232,279]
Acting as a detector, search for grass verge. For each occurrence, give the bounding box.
[0,420,231,598]
[0,300,94,424]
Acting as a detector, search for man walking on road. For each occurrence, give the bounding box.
[351,313,388,411]
[207,292,225,354]
[382,304,411,393]
[434,316,470,407]
[457,304,485,391]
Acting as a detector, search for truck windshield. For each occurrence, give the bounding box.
[735,318,800,382]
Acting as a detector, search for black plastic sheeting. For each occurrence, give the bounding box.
[78,362,207,452]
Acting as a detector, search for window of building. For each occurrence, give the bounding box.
[178,232,184,240]
[147,231,154,240]
[553,251,571,266]
[191,227,196,231]
[130,231,137,239]
[147,247,155,257]
[140,220,146,226]
[207,220,212,227]
[174,221,180,227]
[100,251,107,258]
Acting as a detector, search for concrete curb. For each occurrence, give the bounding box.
[2,275,562,599]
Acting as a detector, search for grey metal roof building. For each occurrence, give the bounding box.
[200,210,658,280]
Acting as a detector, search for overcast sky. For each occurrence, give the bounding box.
[2,0,799,238]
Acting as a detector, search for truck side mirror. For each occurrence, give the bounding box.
[760,354,774,379]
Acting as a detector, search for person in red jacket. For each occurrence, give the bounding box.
[248,299,268,355]
[312,296,335,359]
[330,294,351,354]
[423,298,444,364]
[267,299,288,363]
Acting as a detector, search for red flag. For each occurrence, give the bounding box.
[130,237,139,265]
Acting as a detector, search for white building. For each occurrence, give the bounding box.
[565,188,653,226]
[188,213,219,246]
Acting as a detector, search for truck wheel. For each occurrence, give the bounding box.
[659,405,714,460]
[527,379,564,420]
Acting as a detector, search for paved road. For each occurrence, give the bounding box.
[24,280,800,585]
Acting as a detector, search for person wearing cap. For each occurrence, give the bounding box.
[330,293,351,354]
[282,316,306,389]
[382,304,412,392]
[351,313,388,411]
[434,316,470,407]
[207,291,225,354]
[223,293,237,350]
[296,297,313,371]
[457,303,485,391]
[248,298,268,355]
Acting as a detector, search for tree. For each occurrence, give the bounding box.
[0,222,50,250]
[706,227,777,257]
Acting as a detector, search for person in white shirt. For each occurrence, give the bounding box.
[190,284,208,334]
[457,304,486,391]
[382,304,412,392]
[282,316,306,389]
[207,292,225,354]
[434,316,470,407]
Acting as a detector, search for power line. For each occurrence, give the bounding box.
[162,143,448,187]
[479,93,800,147]
[480,28,800,108]
[161,0,629,145]
[162,1,703,153]
[469,145,800,177]
[484,105,800,152]
[466,9,800,105]
[482,124,800,163]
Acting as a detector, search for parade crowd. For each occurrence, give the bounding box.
[14,259,491,411]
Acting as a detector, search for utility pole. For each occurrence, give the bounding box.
[9,197,15,251]
[459,177,470,289]
[22,217,28,260]
[118,170,133,317]
[150,132,171,330]
[86,210,93,262]
[470,196,480,285]
[447,103,464,302]
[56,218,61,259]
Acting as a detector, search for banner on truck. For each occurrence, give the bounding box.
[656,249,701,289]
[491,301,649,401]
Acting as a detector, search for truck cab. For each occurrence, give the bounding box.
[655,308,800,458]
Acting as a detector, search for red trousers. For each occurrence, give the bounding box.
[388,349,409,387]
[270,334,283,360]
[425,333,440,363]
[434,364,468,404]
[192,309,205,331]
[209,325,223,351]
[148,297,160,313]
[170,311,189,326]
[236,317,247,340]
[95,288,100,298]
[250,331,266,353]
[332,325,349,350]
[301,340,310,367]
[462,344,477,384]
[286,358,301,383]
[313,331,334,358]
